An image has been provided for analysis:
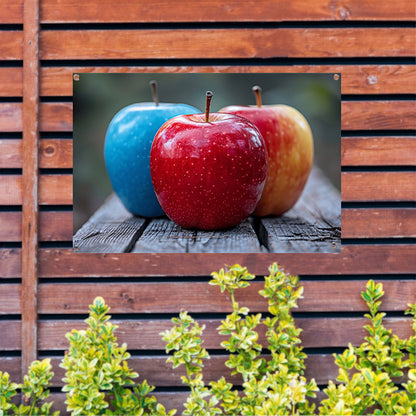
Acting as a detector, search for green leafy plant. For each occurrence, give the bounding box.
[319,280,416,416]
[0,358,58,416]
[60,296,174,416]
[162,263,318,416]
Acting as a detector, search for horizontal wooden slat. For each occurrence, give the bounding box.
[0,139,73,168]
[0,321,20,350]
[2,101,414,132]
[40,28,415,60]
[0,211,73,242]
[0,284,21,314]
[0,31,22,60]
[1,65,414,97]
[342,172,416,202]
[36,317,413,351]
[1,245,414,278]
[1,352,406,390]
[342,209,416,238]
[39,0,416,23]
[38,65,416,96]
[0,103,22,132]
[0,175,72,205]
[2,0,415,24]
[342,100,415,130]
[4,208,415,243]
[2,171,413,206]
[37,280,416,314]
[342,137,416,166]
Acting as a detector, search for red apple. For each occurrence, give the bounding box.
[220,86,314,217]
[150,91,267,230]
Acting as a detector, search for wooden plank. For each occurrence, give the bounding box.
[342,172,416,202]
[0,175,72,205]
[0,321,21,350]
[37,280,416,314]
[1,353,396,389]
[0,249,21,279]
[0,0,23,24]
[0,139,73,169]
[132,218,262,253]
[38,65,416,96]
[0,103,22,132]
[0,31,23,60]
[342,137,416,166]
[38,245,416,277]
[2,245,415,278]
[4,208,416,243]
[21,0,40,377]
[39,28,415,60]
[38,0,415,23]
[259,167,341,253]
[342,208,416,238]
[0,68,22,96]
[0,284,21,314]
[73,194,147,253]
[37,317,413,351]
[0,211,73,242]
[342,100,416,130]
[5,101,408,132]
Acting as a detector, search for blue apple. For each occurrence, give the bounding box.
[104,82,199,217]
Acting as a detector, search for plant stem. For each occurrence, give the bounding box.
[252,85,262,107]
[149,80,159,106]
[205,91,213,122]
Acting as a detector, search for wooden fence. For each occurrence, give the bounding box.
[0,0,415,413]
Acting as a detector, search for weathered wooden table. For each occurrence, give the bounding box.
[73,166,341,253]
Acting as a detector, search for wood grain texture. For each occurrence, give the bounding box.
[342,100,416,130]
[36,65,416,96]
[342,137,416,166]
[21,0,40,375]
[342,209,416,238]
[0,103,22,132]
[0,68,23,96]
[0,211,73,242]
[3,0,415,23]
[36,245,416,277]
[259,168,340,253]
[0,175,72,205]
[38,0,416,23]
[37,280,416,314]
[73,194,147,253]
[342,172,416,202]
[133,218,262,253]
[0,31,23,60]
[0,284,21,314]
[0,352,406,390]
[0,139,73,169]
[35,317,413,351]
[39,28,415,60]
[0,321,20,350]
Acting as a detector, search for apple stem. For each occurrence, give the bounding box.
[205,91,213,122]
[252,85,262,107]
[150,80,159,106]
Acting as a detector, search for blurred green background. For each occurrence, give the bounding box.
[73,73,340,233]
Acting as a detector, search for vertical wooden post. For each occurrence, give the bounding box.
[21,0,40,376]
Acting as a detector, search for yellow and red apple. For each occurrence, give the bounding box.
[220,86,314,216]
